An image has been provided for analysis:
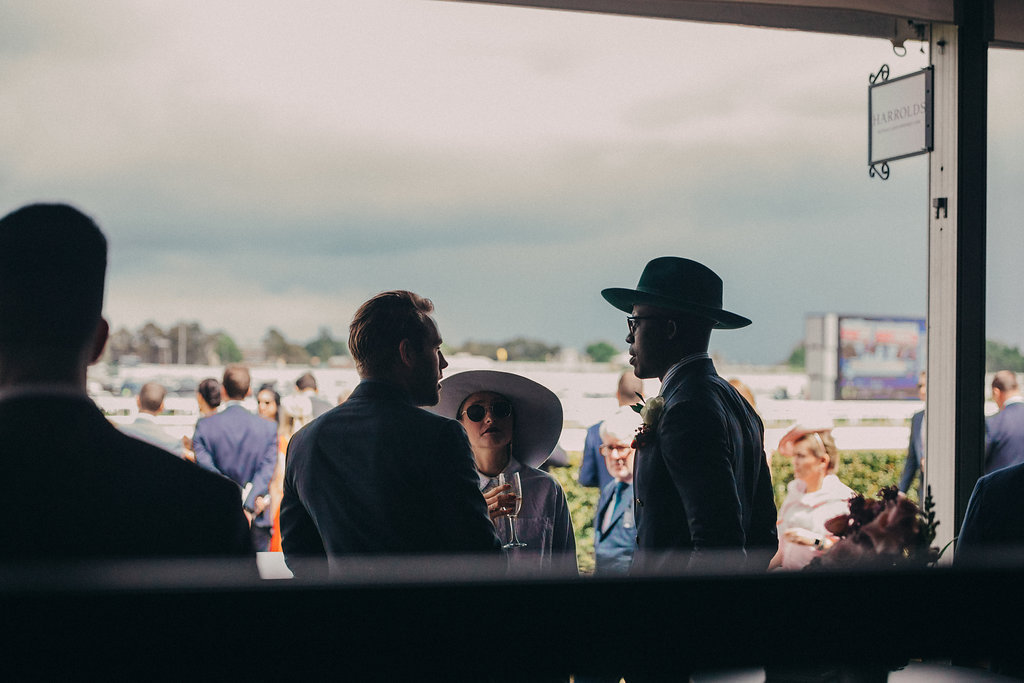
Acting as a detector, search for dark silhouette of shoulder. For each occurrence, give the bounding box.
[1,394,253,561]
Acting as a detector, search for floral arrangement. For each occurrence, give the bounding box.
[630,393,664,449]
[807,486,944,569]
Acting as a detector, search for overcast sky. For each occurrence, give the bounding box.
[2,1,1022,364]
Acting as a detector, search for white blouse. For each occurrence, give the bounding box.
[777,474,854,570]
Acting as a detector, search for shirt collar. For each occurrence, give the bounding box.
[1005,395,1024,407]
[660,352,711,390]
[134,412,159,423]
[476,457,522,490]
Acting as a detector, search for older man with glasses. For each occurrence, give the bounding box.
[592,407,643,576]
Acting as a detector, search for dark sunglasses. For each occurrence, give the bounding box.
[462,400,513,422]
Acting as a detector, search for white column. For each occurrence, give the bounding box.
[924,23,958,555]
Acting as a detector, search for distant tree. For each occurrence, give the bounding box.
[502,337,560,362]
[105,326,135,363]
[986,339,1024,372]
[167,321,216,365]
[585,341,619,363]
[136,322,170,364]
[263,328,310,365]
[215,333,243,364]
[450,338,559,361]
[787,342,806,370]
[458,340,501,359]
[304,327,347,361]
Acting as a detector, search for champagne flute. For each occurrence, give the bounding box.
[498,471,526,549]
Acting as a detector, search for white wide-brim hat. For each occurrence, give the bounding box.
[429,370,563,469]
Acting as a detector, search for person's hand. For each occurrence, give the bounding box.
[181,436,197,463]
[253,495,269,516]
[243,508,254,526]
[783,527,824,547]
[483,484,515,522]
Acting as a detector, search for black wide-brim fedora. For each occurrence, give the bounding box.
[601,256,752,330]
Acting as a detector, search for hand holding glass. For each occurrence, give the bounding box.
[498,472,526,549]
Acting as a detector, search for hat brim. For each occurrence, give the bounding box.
[601,287,751,329]
[777,423,834,457]
[428,370,563,469]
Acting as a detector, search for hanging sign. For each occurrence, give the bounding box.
[868,66,933,166]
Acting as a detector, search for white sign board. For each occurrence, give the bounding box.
[869,68,933,165]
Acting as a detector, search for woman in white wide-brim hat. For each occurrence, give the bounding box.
[431,370,576,573]
[768,420,855,570]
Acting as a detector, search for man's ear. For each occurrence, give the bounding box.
[398,338,416,368]
[88,318,110,365]
[665,319,678,340]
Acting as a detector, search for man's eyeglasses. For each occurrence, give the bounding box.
[462,400,513,422]
[626,315,668,334]
[600,443,633,456]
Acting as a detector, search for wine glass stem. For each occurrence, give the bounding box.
[510,516,524,545]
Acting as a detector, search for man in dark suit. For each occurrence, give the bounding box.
[578,371,643,491]
[193,365,279,551]
[985,370,1024,474]
[898,371,926,496]
[601,257,777,574]
[957,458,1024,678]
[0,203,252,562]
[281,290,501,576]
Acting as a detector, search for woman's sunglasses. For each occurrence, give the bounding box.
[462,400,513,422]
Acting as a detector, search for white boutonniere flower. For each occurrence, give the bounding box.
[630,393,664,448]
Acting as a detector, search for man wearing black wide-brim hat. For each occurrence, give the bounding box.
[602,257,777,575]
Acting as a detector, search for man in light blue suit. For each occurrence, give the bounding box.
[193,365,278,551]
[985,370,1024,474]
[578,371,643,492]
[593,408,642,575]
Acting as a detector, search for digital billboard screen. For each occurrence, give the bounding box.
[837,316,926,400]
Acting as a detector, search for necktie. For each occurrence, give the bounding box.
[611,481,627,517]
[603,481,628,533]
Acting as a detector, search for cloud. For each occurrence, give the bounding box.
[1,1,1020,365]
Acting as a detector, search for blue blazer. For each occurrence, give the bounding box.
[631,358,777,572]
[1,394,253,561]
[594,480,635,575]
[985,402,1024,474]
[898,409,925,494]
[578,421,613,490]
[193,403,278,528]
[281,380,501,574]
[957,459,1024,562]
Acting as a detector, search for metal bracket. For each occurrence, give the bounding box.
[870,162,890,180]
[933,197,948,219]
[869,64,890,85]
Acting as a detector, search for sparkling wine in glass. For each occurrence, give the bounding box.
[498,471,526,549]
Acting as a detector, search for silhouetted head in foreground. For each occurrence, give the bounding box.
[0,203,109,388]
